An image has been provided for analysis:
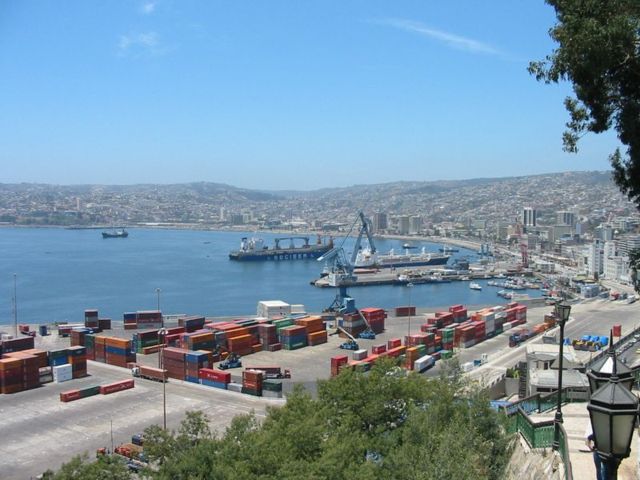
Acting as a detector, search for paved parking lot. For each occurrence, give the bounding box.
[2,297,639,479]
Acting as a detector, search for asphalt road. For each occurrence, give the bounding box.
[1,362,283,480]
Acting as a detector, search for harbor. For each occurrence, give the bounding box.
[0,227,498,325]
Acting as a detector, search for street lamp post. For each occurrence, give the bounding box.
[156,287,162,329]
[156,288,162,368]
[552,301,571,451]
[13,273,18,338]
[407,282,414,336]
[587,357,639,479]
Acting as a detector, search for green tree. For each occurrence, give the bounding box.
[41,453,131,480]
[47,362,511,480]
[530,0,640,289]
[145,360,510,480]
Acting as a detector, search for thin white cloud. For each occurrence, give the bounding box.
[117,32,164,57]
[140,2,156,15]
[375,18,502,56]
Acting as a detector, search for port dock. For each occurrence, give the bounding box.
[311,266,514,288]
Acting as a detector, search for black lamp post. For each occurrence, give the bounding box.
[552,301,571,451]
[587,333,635,394]
[587,362,639,479]
[156,288,162,368]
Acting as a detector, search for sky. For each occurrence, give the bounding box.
[0,1,621,190]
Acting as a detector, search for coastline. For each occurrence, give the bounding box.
[377,234,483,252]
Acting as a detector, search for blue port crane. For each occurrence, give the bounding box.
[318,211,377,339]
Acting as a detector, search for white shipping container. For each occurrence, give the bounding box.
[53,364,73,383]
[503,322,513,331]
[352,349,368,361]
[414,354,435,373]
[227,382,243,393]
[485,317,495,334]
[290,304,306,314]
[257,300,291,319]
[461,361,474,372]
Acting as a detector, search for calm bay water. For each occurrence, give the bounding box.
[0,228,540,325]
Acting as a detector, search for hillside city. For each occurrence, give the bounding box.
[1,170,639,286]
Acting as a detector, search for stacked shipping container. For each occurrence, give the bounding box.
[241,369,263,396]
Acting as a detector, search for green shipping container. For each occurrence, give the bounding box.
[79,385,101,398]
[263,380,283,392]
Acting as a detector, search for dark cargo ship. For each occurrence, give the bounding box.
[102,228,128,239]
[229,235,333,261]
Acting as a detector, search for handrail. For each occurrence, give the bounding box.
[506,407,572,480]
[503,387,578,416]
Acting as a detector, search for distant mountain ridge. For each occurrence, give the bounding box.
[0,170,613,198]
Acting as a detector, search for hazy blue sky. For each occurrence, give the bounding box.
[0,1,620,190]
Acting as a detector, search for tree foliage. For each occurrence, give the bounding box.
[41,453,130,480]
[529,0,640,289]
[46,361,512,480]
[530,0,640,207]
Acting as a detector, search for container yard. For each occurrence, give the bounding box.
[2,298,640,480]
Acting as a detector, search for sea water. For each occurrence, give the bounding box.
[0,227,540,325]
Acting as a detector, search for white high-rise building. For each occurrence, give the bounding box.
[409,216,422,235]
[596,224,614,241]
[397,216,411,235]
[372,212,388,233]
[616,234,640,256]
[585,240,604,277]
[557,211,575,227]
[523,207,537,227]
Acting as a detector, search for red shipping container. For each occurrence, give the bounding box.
[387,338,402,349]
[199,368,231,383]
[100,379,134,395]
[60,390,81,402]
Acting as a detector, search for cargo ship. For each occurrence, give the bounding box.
[102,228,128,239]
[354,246,450,268]
[229,235,333,261]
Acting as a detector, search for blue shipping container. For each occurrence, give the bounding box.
[201,379,227,389]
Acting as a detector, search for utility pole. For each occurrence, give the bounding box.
[13,274,17,337]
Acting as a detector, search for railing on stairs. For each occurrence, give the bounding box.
[502,393,574,480]
[502,386,586,416]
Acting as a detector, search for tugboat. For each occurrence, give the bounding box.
[102,228,128,239]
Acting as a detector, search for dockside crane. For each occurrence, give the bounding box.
[318,211,375,312]
[318,212,377,340]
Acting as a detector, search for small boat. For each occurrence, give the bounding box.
[439,245,459,253]
[102,228,128,239]
[469,282,482,291]
[402,243,417,249]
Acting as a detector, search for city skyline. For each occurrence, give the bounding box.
[1,1,621,190]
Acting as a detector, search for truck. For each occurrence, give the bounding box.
[219,352,242,370]
[131,365,167,383]
[245,366,291,379]
[508,330,530,347]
